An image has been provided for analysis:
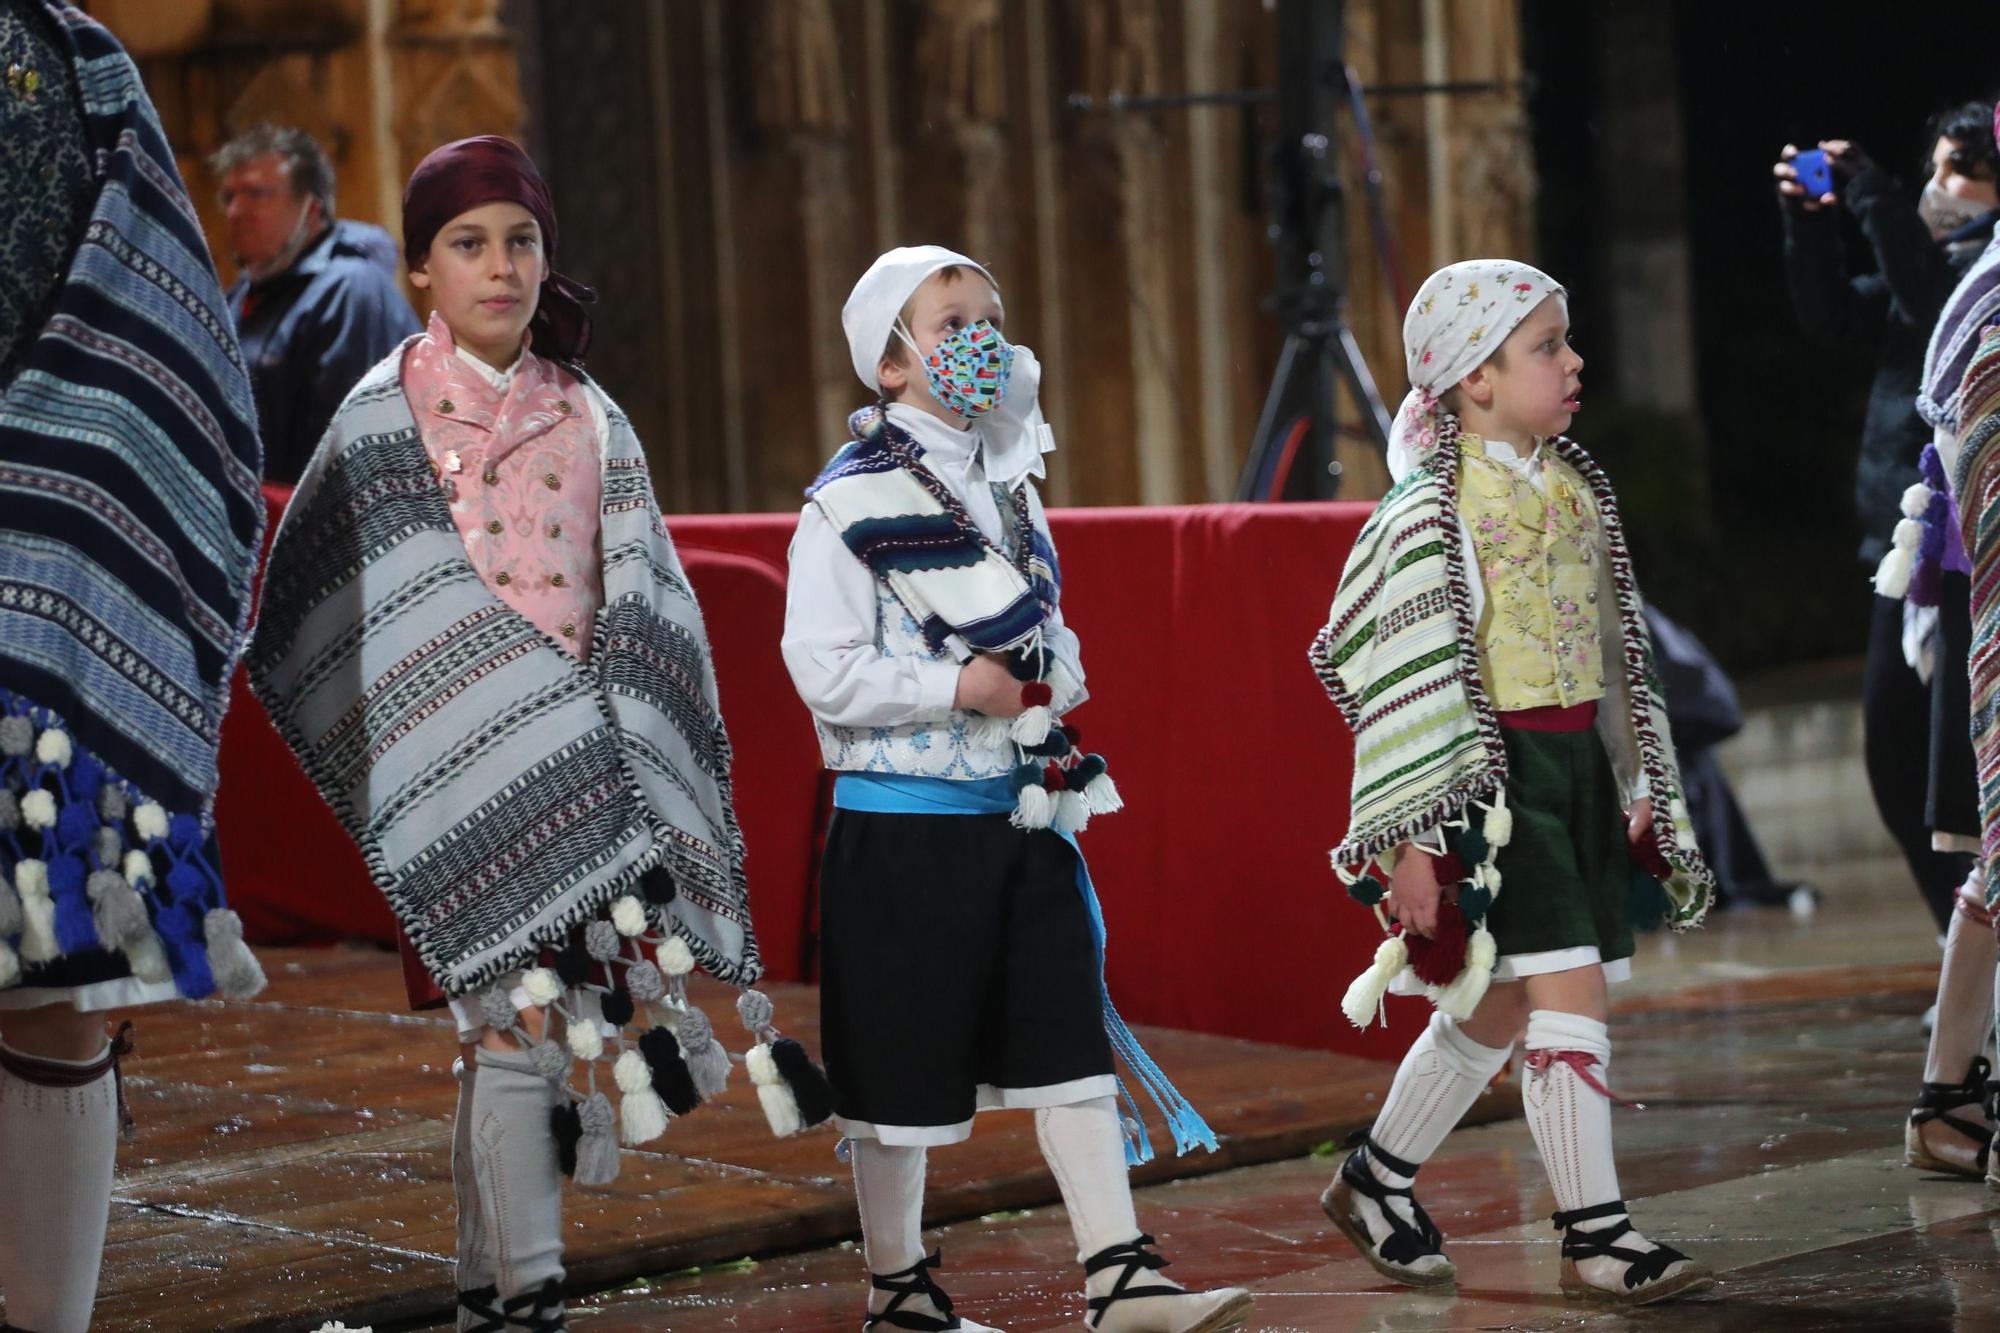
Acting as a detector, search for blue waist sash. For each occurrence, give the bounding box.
[833,772,1217,1164]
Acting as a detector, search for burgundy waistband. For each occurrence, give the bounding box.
[1496,700,1599,732]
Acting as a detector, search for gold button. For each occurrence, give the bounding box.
[556,399,574,415]
[428,459,440,477]
[551,573,566,588]
[495,571,511,586]
[22,69,39,96]
[561,622,576,638]
[5,66,19,93]
[483,467,499,485]
[543,473,560,491]
[486,519,502,535]
[437,398,455,414]
[547,522,561,539]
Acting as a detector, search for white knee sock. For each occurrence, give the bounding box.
[1925,888,1998,1086]
[464,1047,566,1319]
[1522,1010,1685,1291]
[1036,1096,1141,1263]
[1365,1010,1514,1184]
[0,1041,119,1333]
[850,1137,927,1275]
[451,1058,501,1332]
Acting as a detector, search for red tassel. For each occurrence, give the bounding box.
[1021,681,1054,707]
[1403,898,1469,985]
[1431,851,1466,886]
[1061,723,1083,749]
[1627,824,1671,881]
[1043,762,1068,792]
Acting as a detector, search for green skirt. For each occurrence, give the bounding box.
[1484,724,1634,973]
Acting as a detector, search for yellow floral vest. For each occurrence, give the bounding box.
[1458,438,1606,710]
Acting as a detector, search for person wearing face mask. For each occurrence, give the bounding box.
[212,124,418,485]
[781,246,1254,1333]
[1773,109,2000,935]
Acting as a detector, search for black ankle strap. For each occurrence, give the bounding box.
[458,1283,506,1333]
[1913,1056,1994,1168]
[1360,1133,1422,1180]
[1083,1235,1186,1327]
[866,1250,961,1331]
[1550,1198,1688,1290]
[501,1277,565,1331]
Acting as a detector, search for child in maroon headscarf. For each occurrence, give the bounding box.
[252,137,803,1332]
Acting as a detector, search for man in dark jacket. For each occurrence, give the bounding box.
[1776,104,2000,932]
[214,125,418,484]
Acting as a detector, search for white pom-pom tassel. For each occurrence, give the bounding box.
[14,861,56,963]
[1083,772,1124,816]
[745,1042,780,1087]
[1482,796,1513,849]
[658,936,695,977]
[611,895,649,937]
[1009,705,1053,746]
[614,1049,669,1145]
[126,929,171,983]
[121,849,153,886]
[1475,861,1503,896]
[1433,925,1497,1021]
[1902,482,1933,518]
[1053,790,1090,834]
[1873,546,1914,598]
[133,802,169,841]
[1010,784,1055,830]
[967,715,1014,752]
[757,1081,805,1138]
[567,1019,605,1062]
[19,791,55,831]
[1894,517,1924,552]
[522,967,562,1006]
[1340,934,1409,1030]
[33,729,71,768]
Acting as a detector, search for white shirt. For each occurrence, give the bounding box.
[451,342,611,448]
[782,403,1086,730]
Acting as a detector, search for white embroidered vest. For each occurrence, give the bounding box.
[814,581,1019,779]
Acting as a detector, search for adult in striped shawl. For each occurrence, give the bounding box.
[1310,260,1712,1306]
[0,3,267,1327]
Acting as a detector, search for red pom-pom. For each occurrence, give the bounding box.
[1061,723,1083,749]
[1627,824,1671,880]
[1431,852,1466,886]
[1021,681,1054,707]
[1403,898,1470,986]
[1042,762,1068,792]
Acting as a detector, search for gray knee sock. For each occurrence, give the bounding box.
[464,1047,566,1319]
[0,1041,118,1333]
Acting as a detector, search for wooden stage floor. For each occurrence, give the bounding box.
[92,946,1476,1331]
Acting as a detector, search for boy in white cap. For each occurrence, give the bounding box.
[782,247,1253,1332]
[1309,260,1714,1306]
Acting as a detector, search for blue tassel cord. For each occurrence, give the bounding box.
[0,689,261,999]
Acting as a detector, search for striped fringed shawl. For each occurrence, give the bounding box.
[1310,427,1712,927]
[1949,325,2000,908]
[247,351,758,996]
[1922,231,2000,433]
[0,5,263,829]
[806,407,1059,654]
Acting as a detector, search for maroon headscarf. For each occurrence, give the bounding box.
[402,135,595,363]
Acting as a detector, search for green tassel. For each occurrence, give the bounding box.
[1347,873,1386,907]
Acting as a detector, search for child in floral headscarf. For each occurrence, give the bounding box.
[1309,259,1714,1306]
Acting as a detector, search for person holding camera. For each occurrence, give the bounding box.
[1777,104,2000,1185]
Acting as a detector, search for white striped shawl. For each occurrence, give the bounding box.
[1310,429,1712,927]
[247,351,758,994]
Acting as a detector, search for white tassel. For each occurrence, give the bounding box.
[126,929,170,983]
[1433,925,1497,1020]
[1009,704,1053,746]
[757,1082,805,1138]
[658,935,695,977]
[1893,517,1923,552]
[14,861,56,963]
[967,715,1013,752]
[1902,481,1933,518]
[133,802,168,841]
[1481,793,1513,848]
[1340,934,1409,1030]
[1010,784,1055,830]
[1873,546,1914,598]
[746,1042,779,1087]
[614,1049,669,1145]
[567,1019,605,1062]
[1053,790,1090,834]
[121,849,153,886]
[1083,772,1124,816]
[32,728,71,768]
[19,791,54,831]
[1476,861,1503,895]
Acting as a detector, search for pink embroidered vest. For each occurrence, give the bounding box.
[401,313,604,660]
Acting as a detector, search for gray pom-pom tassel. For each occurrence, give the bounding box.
[96,785,128,825]
[528,1038,570,1084]
[624,960,665,1003]
[203,909,267,1000]
[479,987,520,1036]
[89,872,150,948]
[583,919,621,961]
[574,1091,621,1187]
[736,989,775,1035]
[0,879,21,938]
[677,1009,732,1098]
[0,789,18,832]
[0,716,32,756]
[91,827,122,868]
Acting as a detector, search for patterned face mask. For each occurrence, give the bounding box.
[902,319,1015,417]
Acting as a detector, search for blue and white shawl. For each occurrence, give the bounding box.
[0,3,266,1001]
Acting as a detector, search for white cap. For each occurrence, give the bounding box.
[841,245,997,392]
